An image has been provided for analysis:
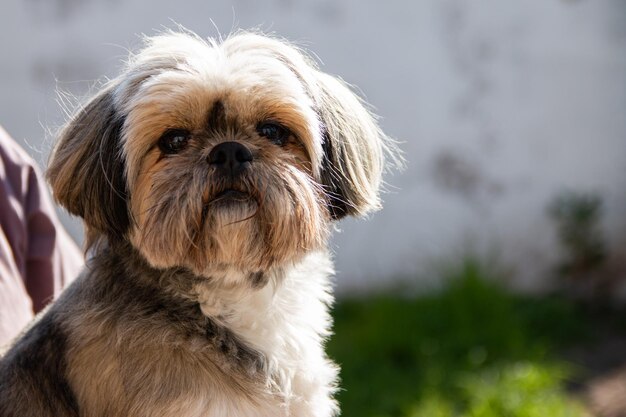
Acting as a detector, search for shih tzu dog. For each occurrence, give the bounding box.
[0,30,398,417]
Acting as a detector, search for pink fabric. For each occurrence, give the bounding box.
[0,125,83,346]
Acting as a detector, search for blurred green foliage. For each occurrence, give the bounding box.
[327,259,589,417]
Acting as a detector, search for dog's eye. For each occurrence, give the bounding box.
[158,129,191,154]
[257,122,290,146]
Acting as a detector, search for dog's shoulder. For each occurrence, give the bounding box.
[0,301,79,417]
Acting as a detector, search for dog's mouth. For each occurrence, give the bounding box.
[212,189,251,202]
[201,188,259,225]
[200,183,261,224]
[206,188,260,211]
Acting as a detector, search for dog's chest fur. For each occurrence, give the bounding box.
[19,248,337,417]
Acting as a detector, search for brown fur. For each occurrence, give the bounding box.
[1,244,266,417]
[0,30,400,417]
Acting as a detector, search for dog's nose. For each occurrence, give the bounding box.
[207,141,253,175]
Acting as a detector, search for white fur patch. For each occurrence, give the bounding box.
[194,251,339,417]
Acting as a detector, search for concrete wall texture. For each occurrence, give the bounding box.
[1,0,624,293]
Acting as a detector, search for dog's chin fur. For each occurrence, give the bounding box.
[129,157,330,274]
[0,30,399,417]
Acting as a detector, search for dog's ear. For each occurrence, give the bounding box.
[47,86,130,244]
[315,72,393,219]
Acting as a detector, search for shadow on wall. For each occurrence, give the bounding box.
[548,190,626,301]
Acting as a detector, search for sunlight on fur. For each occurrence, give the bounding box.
[0,29,401,417]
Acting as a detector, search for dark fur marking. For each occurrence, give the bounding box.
[101,243,266,375]
[0,315,79,416]
[207,100,227,133]
[249,271,267,289]
[95,112,131,241]
[320,129,348,219]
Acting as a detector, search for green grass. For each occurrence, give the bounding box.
[327,259,590,417]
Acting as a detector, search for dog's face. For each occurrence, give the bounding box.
[47,31,393,276]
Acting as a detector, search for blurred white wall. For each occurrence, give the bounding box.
[1,0,625,293]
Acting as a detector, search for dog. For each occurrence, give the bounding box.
[0,30,398,417]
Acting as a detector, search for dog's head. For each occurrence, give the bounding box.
[48,31,397,275]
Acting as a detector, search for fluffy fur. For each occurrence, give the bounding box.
[0,30,398,417]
